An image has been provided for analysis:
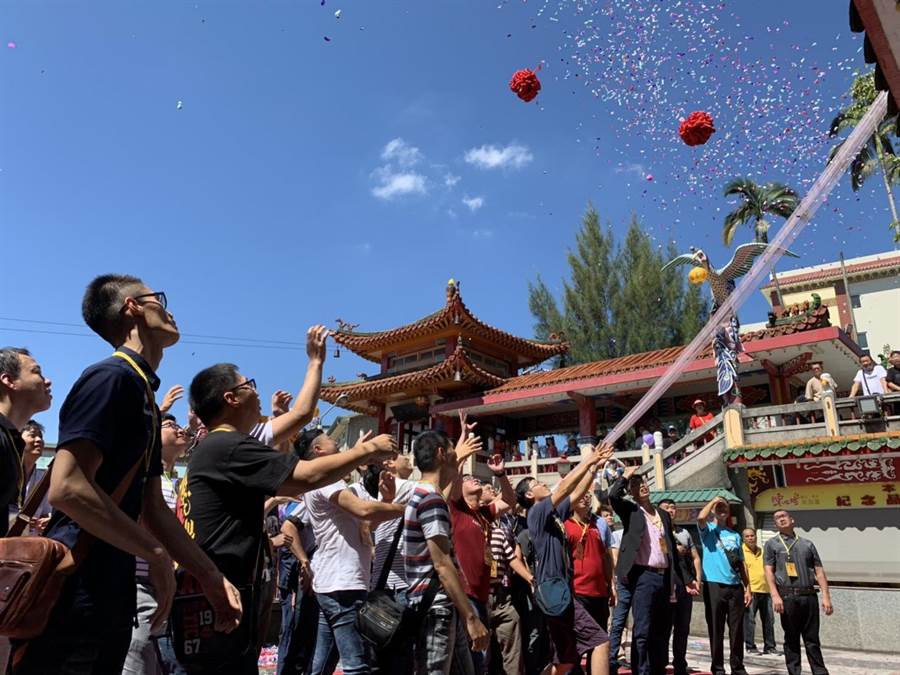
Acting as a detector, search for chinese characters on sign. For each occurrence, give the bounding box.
[755,483,900,511]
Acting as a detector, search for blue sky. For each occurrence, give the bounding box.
[1,1,895,440]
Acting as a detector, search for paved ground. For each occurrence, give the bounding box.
[614,635,900,674]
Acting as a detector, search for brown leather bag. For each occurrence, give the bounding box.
[0,457,143,639]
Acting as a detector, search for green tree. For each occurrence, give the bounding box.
[560,207,618,363]
[528,207,708,365]
[679,282,708,343]
[828,71,900,242]
[722,178,799,246]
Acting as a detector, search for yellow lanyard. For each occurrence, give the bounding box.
[209,425,236,434]
[112,351,158,471]
[2,426,25,508]
[778,534,799,560]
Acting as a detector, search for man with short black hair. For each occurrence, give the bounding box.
[12,276,243,675]
[301,430,405,675]
[886,350,900,393]
[0,347,52,538]
[405,428,489,675]
[764,510,832,675]
[741,528,778,656]
[698,496,750,675]
[124,412,193,675]
[849,352,888,397]
[181,330,398,673]
[657,498,701,675]
[609,468,683,675]
[516,442,613,675]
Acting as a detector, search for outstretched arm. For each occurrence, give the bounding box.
[551,443,613,508]
[332,489,405,523]
[268,326,328,447]
[279,434,397,495]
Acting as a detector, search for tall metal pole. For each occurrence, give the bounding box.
[839,251,859,341]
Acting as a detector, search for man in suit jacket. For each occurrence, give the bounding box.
[609,466,683,675]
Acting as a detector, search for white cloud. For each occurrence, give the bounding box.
[614,162,647,177]
[371,167,427,200]
[472,228,494,239]
[381,138,423,167]
[464,143,533,170]
[444,173,461,187]
[462,195,484,212]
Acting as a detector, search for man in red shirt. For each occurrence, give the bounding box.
[449,454,517,674]
[565,492,614,665]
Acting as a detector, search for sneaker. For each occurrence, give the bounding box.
[763,648,782,655]
[745,645,761,655]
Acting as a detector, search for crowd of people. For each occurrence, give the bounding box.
[0,274,840,675]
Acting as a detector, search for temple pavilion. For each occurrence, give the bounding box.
[319,281,863,465]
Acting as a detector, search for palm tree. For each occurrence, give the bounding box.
[721,178,799,246]
[828,93,900,241]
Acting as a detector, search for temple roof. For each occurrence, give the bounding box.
[332,281,568,367]
[320,343,507,414]
[485,303,832,396]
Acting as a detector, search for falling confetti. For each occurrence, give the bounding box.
[324,36,331,42]
[496,0,868,240]
[6,42,16,49]
[176,100,183,110]
[335,9,342,19]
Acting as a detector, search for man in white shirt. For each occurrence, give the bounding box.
[301,432,405,675]
[849,353,888,397]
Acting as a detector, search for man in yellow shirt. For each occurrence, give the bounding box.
[742,528,780,655]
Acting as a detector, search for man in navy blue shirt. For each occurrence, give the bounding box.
[12,274,242,675]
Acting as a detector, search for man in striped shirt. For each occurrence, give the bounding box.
[405,429,489,675]
[124,413,190,674]
[482,486,533,675]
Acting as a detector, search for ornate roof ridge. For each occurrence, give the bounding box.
[332,280,568,365]
[320,342,508,408]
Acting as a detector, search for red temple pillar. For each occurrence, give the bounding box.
[377,403,387,434]
[569,392,597,445]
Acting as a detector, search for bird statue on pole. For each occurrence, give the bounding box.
[662,242,799,405]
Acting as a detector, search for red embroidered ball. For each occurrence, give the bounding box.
[679,111,715,146]
[509,68,541,103]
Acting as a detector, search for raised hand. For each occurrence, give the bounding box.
[159,385,184,414]
[306,325,330,363]
[591,442,615,467]
[379,470,397,502]
[486,453,505,476]
[271,390,293,417]
[364,434,398,462]
[455,432,483,466]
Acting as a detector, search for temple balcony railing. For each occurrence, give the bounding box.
[497,393,900,490]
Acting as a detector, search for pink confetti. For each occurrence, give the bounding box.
[7,42,16,49]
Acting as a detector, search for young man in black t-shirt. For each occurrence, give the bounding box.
[182,334,397,674]
[12,275,242,675]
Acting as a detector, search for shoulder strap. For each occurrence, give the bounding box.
[375,519,405,591]
[415,573,443,618]
[9,463,54,537]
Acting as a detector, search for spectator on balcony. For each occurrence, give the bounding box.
[662,425,680,449]
[545,437,559,458]
[886,350,900,393]
[804,363,838,402]
[849,353,888,397]
[566,436,579,457]
[689,400,717,448]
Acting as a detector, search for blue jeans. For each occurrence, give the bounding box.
[414,603,475,675]
[608,579,633,670]
[278,586,320,674]
[310,589,370,675]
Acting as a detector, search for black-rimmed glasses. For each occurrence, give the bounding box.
[228,378,257,394]
[133,291,168,310]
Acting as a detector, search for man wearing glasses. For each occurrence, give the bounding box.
[13,275,243,675]
[180,328,399,674]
